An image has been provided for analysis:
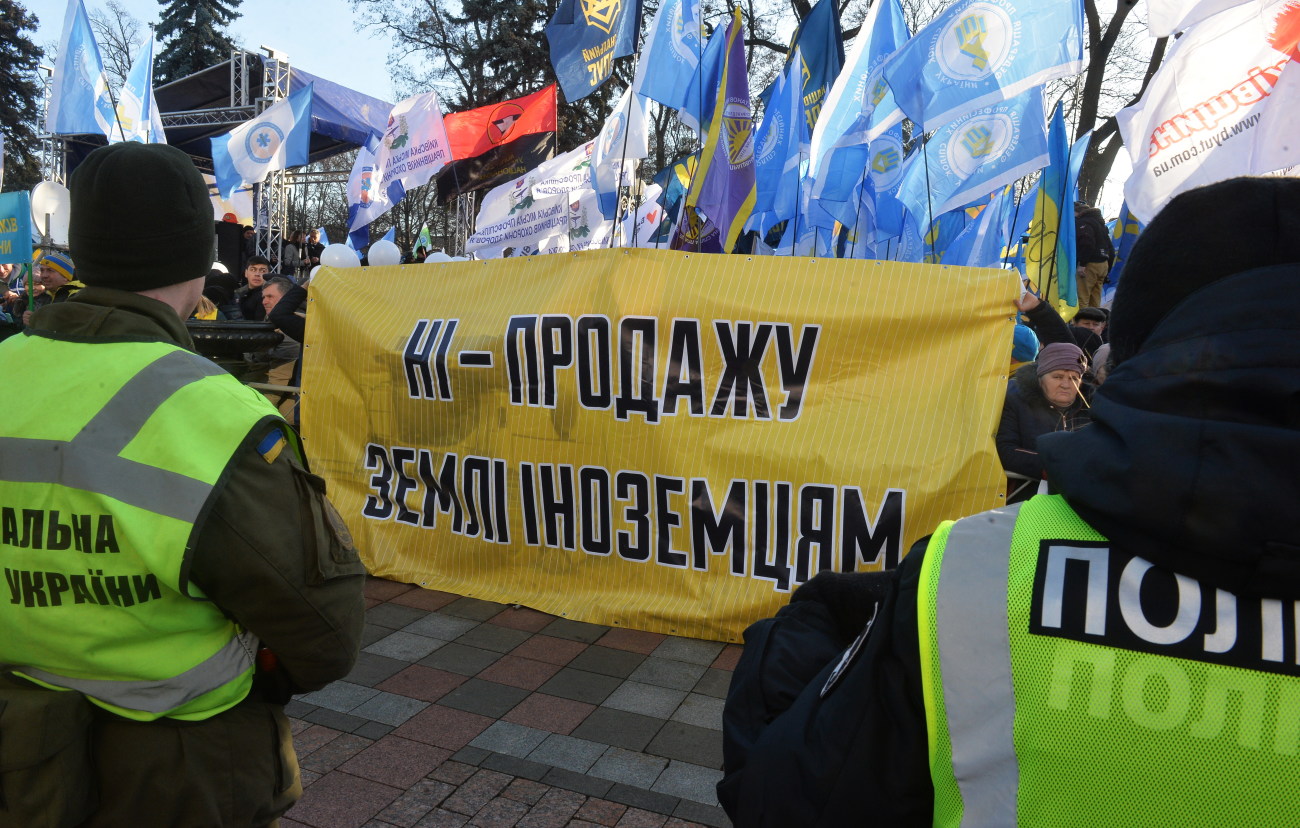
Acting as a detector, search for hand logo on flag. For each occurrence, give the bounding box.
[247,123,285,164]
[581,0,623,34]
[871,79,890,106]
[948,113,1014,175]
[956,15,991,70]
[871,144,901,174]
[936,2,1015,82]
[961,124,996,157]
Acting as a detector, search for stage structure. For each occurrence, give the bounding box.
[34,49,391,263]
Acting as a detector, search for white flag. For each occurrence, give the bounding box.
[592,86,652,220]
[113,34,165,144]
[346,137,383,232]
[1117,0,1300,221]
[210,84,313,198]
[1147,0,1256,36]
[350,92,451,230]
[475,142,595,229]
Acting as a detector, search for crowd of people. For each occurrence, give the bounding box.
[4,134,1296,827]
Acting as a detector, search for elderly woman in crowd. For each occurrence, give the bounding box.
[996,341,1090,501]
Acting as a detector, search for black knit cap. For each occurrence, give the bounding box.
[69,143,215,291]
[1108,177,1300,366]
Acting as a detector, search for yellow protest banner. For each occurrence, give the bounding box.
[302,248,1017,641]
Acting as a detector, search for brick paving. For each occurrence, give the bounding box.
[281,577,734,828]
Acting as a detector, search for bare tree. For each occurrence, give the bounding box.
[89,0,144,92]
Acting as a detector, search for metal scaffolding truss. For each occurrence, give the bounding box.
[253,54,292,264]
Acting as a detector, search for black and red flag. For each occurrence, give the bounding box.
[436,85,558,202]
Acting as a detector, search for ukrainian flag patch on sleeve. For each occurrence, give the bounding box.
[256,428,287,464]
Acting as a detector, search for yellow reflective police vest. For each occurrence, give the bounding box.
[0,335,293,721]
[919,495,1300,827]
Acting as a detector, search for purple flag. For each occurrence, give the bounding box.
[671,8,756,253]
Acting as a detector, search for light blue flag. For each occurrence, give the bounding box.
[211,84,314,198]
[115,34,165,143]
[631,0,701,110]
[889,211,928,263]
[45,0,116,137]
[808,0,909,204]
[940,185,1015,267]
[880,0,1084,131]
[381,227,396,243]
[810,124,905,231]
[895,87,1049,230]
[318,227,331,246]
[752,49,810,227]
[678,20,729,134]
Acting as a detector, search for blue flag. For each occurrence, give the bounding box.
[940,185,1015,267]
[547,0,641,101]
[45,0,116,137]
[678,20,730,134]
[1026,104,1090,318]
[1106,201,1143,301]
[752,49,810,229]
[631,0,701,110]
[895,87,1049,229]
[880,0,1084,131]
[211,84,314,198]
[318,227,331,246]
[115,34,164,143]
[381,226,396,243]
[808,0,909,232]
[758,0,844,132]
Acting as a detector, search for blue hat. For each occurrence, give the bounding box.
[1011,324,1039,363]
[37,250,75,282]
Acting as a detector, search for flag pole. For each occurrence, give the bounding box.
[1004,178,1027,268]
[920,132,937,263]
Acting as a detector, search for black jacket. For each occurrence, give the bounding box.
[1075,205,1114,266]
[996,362,1090,481]
[719,264,1300,826]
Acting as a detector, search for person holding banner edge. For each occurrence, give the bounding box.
[720,176,1300,827]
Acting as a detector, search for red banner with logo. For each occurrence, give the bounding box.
[444,85,558,161]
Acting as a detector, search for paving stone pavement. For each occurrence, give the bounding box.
[281,577,737,828]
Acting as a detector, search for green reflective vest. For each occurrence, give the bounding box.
[0,335,291,721]
[919,495,1300,827]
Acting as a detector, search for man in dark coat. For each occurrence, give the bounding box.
[719,177,1300,827]
[0,143,365,827]
[1074,201,1114,308]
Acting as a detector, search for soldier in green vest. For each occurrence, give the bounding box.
[0,142,366,826]
[720,177,1300,827]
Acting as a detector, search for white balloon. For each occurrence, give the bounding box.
[425,251,452,263]
[320,243,361,268]
[307,265,321,283]
[368,239,402,267]
[211,261,228,273]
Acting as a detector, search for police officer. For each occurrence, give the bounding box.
[720,177,1300,827]
[0,143,365,826]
